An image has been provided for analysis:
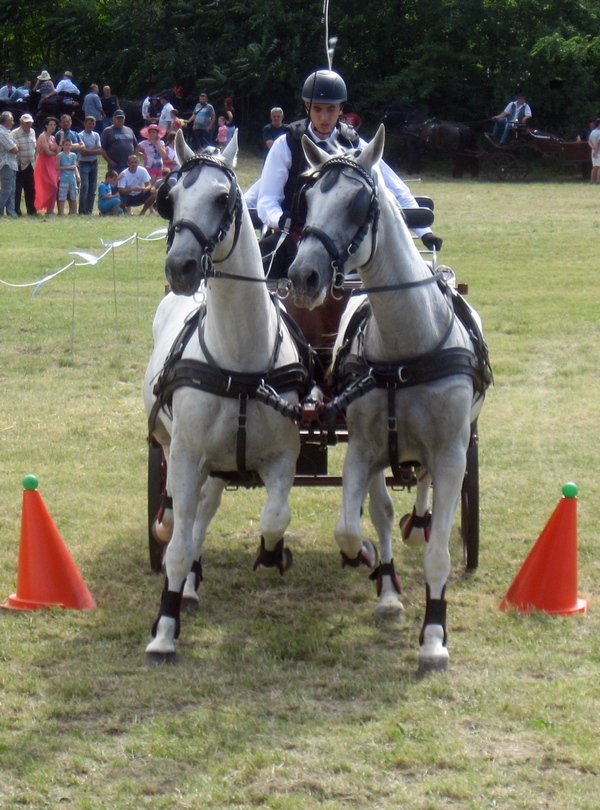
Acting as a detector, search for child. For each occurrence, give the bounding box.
[55,138,80,216]
[217,115,228,149]
[139,124,167,187]
[170,108,182,131]
[163,131,179,173]
[98,169,122,216]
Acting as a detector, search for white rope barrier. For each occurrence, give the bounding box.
[0,228,168,294]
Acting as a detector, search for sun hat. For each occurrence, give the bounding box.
[19,113,34,123]
[63,70,73,77]
[140,124,167,139]
[37,70,51,81]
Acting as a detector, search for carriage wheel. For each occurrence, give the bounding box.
[148,443,167,572]
[460,422,480,570]
[486,151,529,182]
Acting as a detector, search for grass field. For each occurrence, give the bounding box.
[1,159,599,809]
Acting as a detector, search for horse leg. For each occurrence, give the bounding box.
[253,451,297,574]
[145,444,206,664]
[335,446,378,572]
[418,458,465,675]
[367,472,404,620]
[153,442,173,544]
[181,475,227,612]
[400,471,432,547]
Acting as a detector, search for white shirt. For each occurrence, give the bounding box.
[118,165,151,195]
[159,102,174,130]
[56,77,80,96]
[255,121,430,237]
[504,101,532,123]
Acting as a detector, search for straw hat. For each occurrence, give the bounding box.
[37,70,51,81]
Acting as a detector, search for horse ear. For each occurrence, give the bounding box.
[175,129,195,166]
[356,124,385,172]
[302,135,328,172]
[221,129,238,169]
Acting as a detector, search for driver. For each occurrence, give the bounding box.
[252,68,442,277]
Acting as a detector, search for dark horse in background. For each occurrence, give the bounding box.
[382,99,480,178]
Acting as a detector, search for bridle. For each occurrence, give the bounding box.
[297,157,380,292]
[162,152,245,279]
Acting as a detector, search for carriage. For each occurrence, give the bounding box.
[482,126,591,181]
[146,190,483,578]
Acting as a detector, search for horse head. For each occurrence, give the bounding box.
[159,129,242,295]
[288,125,385,309]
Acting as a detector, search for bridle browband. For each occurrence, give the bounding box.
[166,152,249,279]
[298,156,380,290]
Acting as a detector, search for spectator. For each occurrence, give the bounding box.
[100,86,119,128]
[0,111,19,217]
[588,118,600,184]
[577,118,596,142]
[11,112,37,216]
[55,70,81,105]
[34,116,60,215]
[170,109,183,132]
[16,80,32,100]
[78,115,102,215]
[55,113,84,152]
[138,124,167,187]
[490,94,532,145]
[145,95,161,126]
[262,107,287,157]
[83,84,104,130]
[33,70,58,108]
[0,79,27,103]
[216,116,228,149]
[117,154,156,215]
[55,137,80,216]
[188,92,215,150]
[98,169,123,216]
[340,102,362,130]
[101,109,140,173]
[163,131,179,173]
[222,97,236,144]
[158,93,174,131]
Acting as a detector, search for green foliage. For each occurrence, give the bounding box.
[2,0,600,137]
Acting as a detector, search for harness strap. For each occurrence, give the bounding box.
[237,394,248,474]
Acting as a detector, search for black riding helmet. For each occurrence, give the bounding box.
[302,69,347,105]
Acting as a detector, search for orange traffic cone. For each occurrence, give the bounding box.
[2,475,96,611]
[499,482,586,615]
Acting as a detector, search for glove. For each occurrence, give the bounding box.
[278,211,292,232]
[421,232,443,252]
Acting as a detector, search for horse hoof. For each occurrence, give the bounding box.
[281,547,293,573]
[182,595,199,613]
[417,654,449,677]
[400,510,430,547]
[144,650,176,666]
[375,600,404,621]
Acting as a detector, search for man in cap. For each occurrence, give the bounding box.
[101,109,141,173]
[490,94,532,145]
[0,111,19,217]
[254,68,441,276]
[11,112,37,215]
[55,70,81,105]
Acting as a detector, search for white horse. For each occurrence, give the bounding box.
[288,126,490,674]
[144,131,311,664]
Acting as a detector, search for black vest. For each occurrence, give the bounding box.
[282,119,359,226]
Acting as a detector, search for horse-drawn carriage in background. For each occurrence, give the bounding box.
[382,98,591,181]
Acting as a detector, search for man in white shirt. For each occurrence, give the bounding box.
[55,71,81,105]
[588,119,600,184]
[117,154,156,215]
[158,94,174,131]
[490,95,532,145]
[254,69,440,277]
